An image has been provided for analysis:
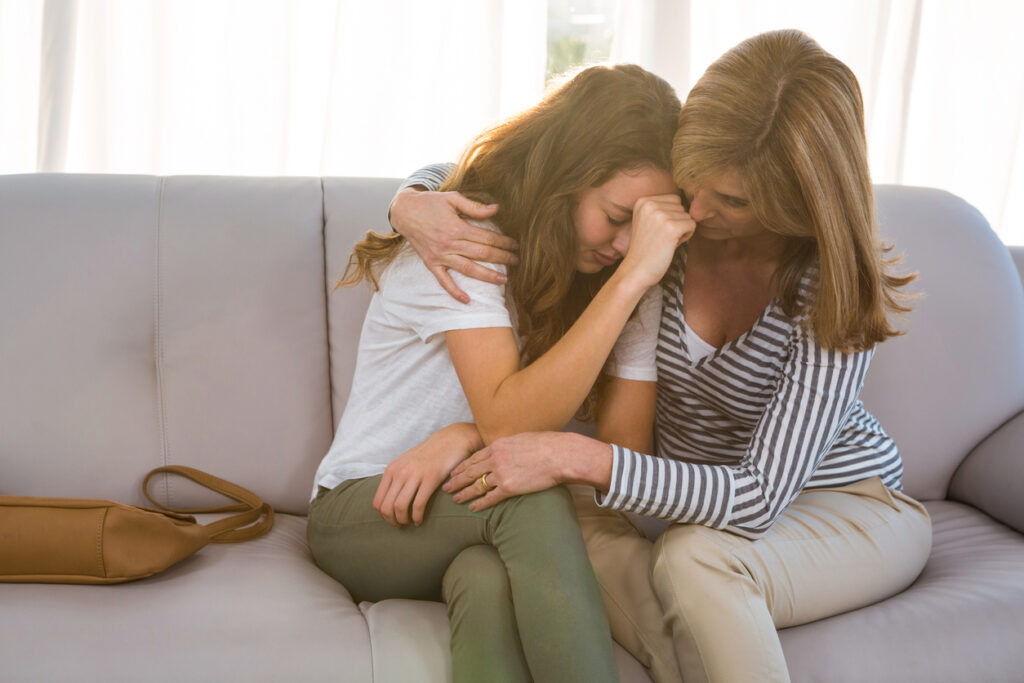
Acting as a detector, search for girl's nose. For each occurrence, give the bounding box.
[612,226,631,256]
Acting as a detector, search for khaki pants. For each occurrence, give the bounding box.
[573,478,932,683]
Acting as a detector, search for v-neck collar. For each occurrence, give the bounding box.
[669,247,782,368]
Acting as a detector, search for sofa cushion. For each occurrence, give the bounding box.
[779,500,1024,682]
[0,174,335,515]
[0,514,373,682]
[0,174,163,504]
[862,186,1024,500]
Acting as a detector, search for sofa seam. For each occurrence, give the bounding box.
[154,176,171,505]
[320,177,335,434]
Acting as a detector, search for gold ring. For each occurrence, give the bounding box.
[480,473,495,491]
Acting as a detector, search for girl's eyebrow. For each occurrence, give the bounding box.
[609,202,633,214]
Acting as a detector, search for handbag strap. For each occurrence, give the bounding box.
[142,466,274,543]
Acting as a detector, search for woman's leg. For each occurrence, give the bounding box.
[649,477,932,683]
[570,486,682,683]
[307,476,617,683]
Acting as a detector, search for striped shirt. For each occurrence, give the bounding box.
[595,250,903,539]
[401,164,903,540]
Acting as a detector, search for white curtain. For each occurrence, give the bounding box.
[1,0,1021,243]
[610,0,1024,244]
[0,0,546,178]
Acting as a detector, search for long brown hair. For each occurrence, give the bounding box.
[673,29,914,352]
[342,64,680,369]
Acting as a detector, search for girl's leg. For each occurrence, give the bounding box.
[443,545,531,683]
[307,476,617,683]
[649,477,932,683]
[570,486,681,683]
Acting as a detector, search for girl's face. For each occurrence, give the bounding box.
[679,168,766,240]
[573,166,678,273]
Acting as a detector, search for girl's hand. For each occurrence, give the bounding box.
[389,188,518,303]
[373,422,483,526]
[444,432,598,512]
[617,194,696,288]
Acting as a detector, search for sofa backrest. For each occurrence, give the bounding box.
[860,186,1024,500]
[322,178,401,424]
[0,175,333,514]
[3,176,1020,512]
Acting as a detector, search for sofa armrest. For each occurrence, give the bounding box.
[1010,246,1024,287]
[948,409,1024,533]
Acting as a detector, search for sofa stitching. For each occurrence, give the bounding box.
[96,507,107,578]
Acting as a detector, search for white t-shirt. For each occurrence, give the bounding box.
[312,233,662,500]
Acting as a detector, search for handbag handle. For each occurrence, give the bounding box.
[142,466,274,543]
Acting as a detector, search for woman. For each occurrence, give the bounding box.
[391,30,932,683]
[308,64,695,683]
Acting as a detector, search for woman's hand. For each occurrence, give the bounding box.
[373,422,483,526]
[389,188,519,303]
[617,194,696,289]
[443,432,613,512]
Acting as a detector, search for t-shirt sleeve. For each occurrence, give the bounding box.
[379,234,511,343]
[603,285,662,382]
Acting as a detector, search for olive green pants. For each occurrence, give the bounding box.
[307,476,618,683]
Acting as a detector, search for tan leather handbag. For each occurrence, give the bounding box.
[0,465,274,584]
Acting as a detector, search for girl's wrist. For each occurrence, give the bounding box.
[453,422,484,452]
[607,266,653,305]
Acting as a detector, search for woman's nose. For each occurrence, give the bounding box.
[688,189,713,222]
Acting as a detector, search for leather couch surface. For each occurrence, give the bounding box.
[778,500,1024,682]
[2,175,1022,682]
[0,515,373,682]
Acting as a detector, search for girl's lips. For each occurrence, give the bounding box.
[593,251,619,266]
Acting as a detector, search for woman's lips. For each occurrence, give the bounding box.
[593,251,619,266]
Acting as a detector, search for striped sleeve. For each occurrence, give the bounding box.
[398,163,455,192]
[596,327,875,539]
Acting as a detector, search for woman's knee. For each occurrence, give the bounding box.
[650,524,750,604]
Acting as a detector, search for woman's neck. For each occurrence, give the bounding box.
[689,230,787,266]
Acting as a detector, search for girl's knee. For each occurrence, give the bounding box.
[442,545,512,604]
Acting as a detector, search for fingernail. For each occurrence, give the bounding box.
[510,256,520,265]
[496,274,507,284]
[459,295,470,304]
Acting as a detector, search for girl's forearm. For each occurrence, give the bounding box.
[476,268,650,442]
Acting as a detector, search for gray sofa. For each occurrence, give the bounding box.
[1,174,1022,682]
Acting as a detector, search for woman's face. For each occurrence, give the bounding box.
[573,165,678,273]
[680,168,766,241]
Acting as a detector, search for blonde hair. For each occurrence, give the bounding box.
[341,64,680,370]
[673,29,913,352]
